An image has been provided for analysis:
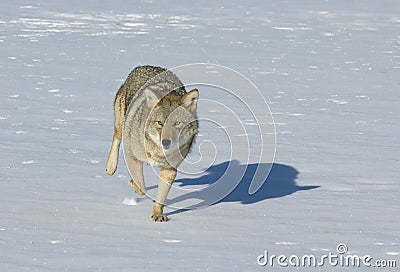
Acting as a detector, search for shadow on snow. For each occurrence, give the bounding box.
[165,160,319,215]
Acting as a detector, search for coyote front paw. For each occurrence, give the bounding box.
[151,213,169,222]
[129,179,146,195]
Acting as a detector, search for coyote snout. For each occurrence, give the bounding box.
[161,139,171,149]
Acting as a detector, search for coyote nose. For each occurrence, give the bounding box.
[162,139,171,148]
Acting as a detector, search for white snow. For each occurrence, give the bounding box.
[122,198,138,206]
[1,0,399,271]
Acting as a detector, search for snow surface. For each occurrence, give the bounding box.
[1,0,399,271]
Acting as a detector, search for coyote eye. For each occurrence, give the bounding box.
[156,121,163,126]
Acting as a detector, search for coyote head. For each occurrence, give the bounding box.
[144,88,199,152]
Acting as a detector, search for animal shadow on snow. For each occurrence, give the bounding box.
[166,160,319,215]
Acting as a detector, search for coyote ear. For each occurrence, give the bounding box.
[181,89,199,113]
[143,88,160,109]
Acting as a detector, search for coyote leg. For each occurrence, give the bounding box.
[106,90,125,175]
[151,167,177,222]
[106,135,121,175]
[126,155,146,195]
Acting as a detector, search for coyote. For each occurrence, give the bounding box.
[106,65,199,222]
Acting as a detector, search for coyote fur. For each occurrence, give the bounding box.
[106,65,199,222]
